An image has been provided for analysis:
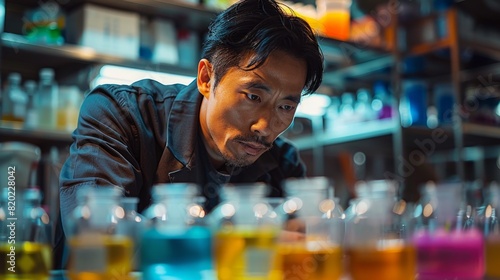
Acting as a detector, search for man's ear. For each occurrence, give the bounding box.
[197,59,212,98]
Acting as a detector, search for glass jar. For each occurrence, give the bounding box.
[344,180,416,280]
[482,181,500,278]
[66,186,133,280]
[209,182,281,280]
[0,188,52,279]
[141,183,213,280]
[277,176,344,280]
[119,197,146,271]
[413,181,484,280]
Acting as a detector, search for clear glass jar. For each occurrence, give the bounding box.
[277,176,344,280]
[209,182,281,280]
[0,188,52,279]
[119,197,146,271]
[344,179,416,280]
[482,181,500,278]
[413,181,484,280]
[66,186,133,280]
[141,183,213,280]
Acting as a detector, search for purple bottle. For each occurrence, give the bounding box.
[413,182,485,280]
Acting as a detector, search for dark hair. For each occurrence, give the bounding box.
[201,0,324,95]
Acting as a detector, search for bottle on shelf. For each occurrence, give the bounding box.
[338,92,359,125]
[141,183,213,280]
[24,79,39,129]
[56,86,82,132]
[1,72,29,127]
[372,80,393,120]
[35,68,59,131]
[355,88,376,122]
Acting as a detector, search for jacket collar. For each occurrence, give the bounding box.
[167,80,201,168]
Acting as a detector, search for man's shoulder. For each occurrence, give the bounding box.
[92,79,189,101]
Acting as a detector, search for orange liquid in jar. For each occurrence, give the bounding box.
[276,241,343,280]
[486,237,500,278]
[346,245,416,280]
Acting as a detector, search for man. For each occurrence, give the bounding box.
[55,0,323,267]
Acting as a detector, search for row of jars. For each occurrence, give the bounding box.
[1,178,500,279]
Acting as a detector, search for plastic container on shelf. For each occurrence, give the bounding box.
[401,80,428,127]
[433,82,455,126]
[316,0,352,41]
[23,1,65,45]
[277,176,344,280]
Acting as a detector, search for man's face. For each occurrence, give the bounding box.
[197,51,307,169]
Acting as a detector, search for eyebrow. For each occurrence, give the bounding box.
[243,80,301,105]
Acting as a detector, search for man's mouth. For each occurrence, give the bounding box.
[238,141,268,156]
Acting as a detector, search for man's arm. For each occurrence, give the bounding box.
[59,86,144,236]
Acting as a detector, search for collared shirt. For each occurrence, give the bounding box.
[59,79,306,219]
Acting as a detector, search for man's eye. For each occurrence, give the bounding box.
[281,104,295,111]
[246,94,260,101]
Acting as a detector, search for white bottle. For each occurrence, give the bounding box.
[24,80,38,129]
[35,68,58,130]
[1,72,28,127]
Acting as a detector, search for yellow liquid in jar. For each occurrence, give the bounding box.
[215,228,279,280]
[67,234,133,280]
[0,241,52,279]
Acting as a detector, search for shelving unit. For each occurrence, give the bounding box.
[284,6,500,202]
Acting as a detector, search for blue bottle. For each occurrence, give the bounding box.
[141,183,214,280]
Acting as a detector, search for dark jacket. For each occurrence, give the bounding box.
[55,79,305,267]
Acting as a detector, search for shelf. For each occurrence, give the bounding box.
[429,145,500,164]
[406,38,452,57]
[0,125,73,148]
[290,118,398,150]
[1,33,197,76]
[462,123,500,139]
[461,39,500,61]
[291,120,500,153]
[10,0,219,32]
